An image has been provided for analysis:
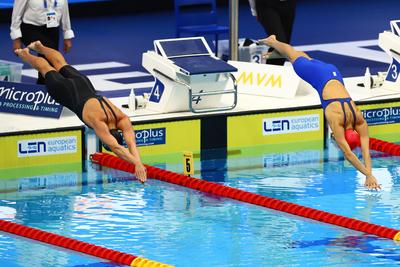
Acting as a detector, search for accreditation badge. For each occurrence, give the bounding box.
[46,11,58,28]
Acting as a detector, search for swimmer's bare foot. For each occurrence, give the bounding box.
[262,49,283,59]
[262,51,273,59]
[14,47,51,73]
[28,40,44,53]
[14,48,31,62]
[259,35,277,47]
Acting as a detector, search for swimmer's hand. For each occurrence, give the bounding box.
[135,163,147,184]
[365,174,381,190]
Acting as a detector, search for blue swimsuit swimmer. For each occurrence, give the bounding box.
[292,56,357,128]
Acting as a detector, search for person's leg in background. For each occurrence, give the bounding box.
[255,0,296,66]
[20,23,59,84]
[279,0,296,52]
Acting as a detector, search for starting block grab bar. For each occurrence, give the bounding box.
[188,74,237,113]
[153,68,237,113]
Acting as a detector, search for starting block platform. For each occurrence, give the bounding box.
[142,37,238,113]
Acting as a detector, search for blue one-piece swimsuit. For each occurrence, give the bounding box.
[292,56,356,127]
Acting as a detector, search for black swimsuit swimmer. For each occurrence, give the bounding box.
[44,65,118,124]
[45,65,124,145]
[45,65,97,121]
[94,96,123,144]
[45,65,124,146]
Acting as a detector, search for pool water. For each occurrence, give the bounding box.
[0,148,400,267]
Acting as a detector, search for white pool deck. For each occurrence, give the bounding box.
[1,75,399,135]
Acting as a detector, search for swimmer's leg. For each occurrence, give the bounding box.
[259,35,311,63]
[28,41,67,72]
[15,48,55,77]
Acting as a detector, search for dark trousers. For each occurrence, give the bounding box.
[21,22,60,84]
[256,0,296,66]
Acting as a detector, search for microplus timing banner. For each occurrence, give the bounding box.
[0,81,62,118]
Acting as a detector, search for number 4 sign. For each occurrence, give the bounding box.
[149,79,165,103]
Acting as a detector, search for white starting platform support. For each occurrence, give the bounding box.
[379,20,400,91]
[142,37,238,113]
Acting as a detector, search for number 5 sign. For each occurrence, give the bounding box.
[183,151,194,176]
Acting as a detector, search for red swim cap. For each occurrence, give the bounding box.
[345,129,360,150]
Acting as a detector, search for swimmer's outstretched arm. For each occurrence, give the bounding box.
[355,120,379,190]
[92,120,147,183]
[331,121,380,190]
[117,116,147,183]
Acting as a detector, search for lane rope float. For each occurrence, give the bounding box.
[369,137,400,156]
[345,131,400,156]
[0,217,173,266]
[91,152,400,241]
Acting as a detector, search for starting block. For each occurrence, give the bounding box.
[378,20,400,91]
[142,37,238,113]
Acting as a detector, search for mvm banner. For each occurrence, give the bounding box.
[0,81,62,118]
[228,61,300,99]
